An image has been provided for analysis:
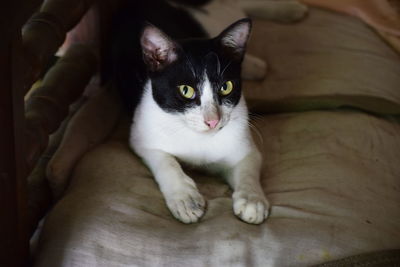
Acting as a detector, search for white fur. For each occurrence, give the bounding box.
[130,77,269,224]
[194,74,220,130]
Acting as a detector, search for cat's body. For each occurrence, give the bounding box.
[108,1,270,224]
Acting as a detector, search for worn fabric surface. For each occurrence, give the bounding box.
[244,8,400,114]
[313,249,400,267]
[34,111,400,267]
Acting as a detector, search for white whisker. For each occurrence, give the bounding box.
[248,121,264,147]
[220,60,232,76]
[184,53,196,78]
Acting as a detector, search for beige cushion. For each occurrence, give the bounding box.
[244,8,400,114]
[34,111,400,266]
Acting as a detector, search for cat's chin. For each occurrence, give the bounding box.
[191,125,224,134]
[183,117,228,134]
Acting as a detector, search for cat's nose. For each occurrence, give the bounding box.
[205,119,219,129]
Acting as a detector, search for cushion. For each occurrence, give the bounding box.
[33,110,400,266]
[244,8,400,114]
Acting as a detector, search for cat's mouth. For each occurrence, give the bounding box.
[181,110,229,133]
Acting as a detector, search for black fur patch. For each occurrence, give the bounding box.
[148,38,243,113]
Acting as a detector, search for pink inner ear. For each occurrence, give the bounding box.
[222,25,249,48]
[220,20,251,57]
[141,26,177,70]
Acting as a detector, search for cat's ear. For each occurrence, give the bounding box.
[217,18,251,60]
[140,24,179,71]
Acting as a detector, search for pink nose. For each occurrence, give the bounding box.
[205,119,219,129]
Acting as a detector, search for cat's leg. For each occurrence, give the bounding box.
[242,53,267,80]
[239,0,308,23]
[138,149,206,223]
[226,149,269,224]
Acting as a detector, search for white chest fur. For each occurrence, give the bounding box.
[129,81,254,168]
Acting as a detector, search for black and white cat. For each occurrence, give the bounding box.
[105,0,274,224]
[129,19,268,224]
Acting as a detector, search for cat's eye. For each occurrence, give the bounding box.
[219,81,233,96]
[178,85,196,99]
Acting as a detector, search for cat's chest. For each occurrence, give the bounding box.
[161,127,237,165]
[131,111,249,167]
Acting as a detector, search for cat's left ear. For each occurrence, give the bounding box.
[217,18,252,60]
[140,24,179,72]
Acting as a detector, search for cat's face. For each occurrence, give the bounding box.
[141,19,251,133]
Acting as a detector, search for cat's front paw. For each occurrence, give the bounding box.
[233,190,269,224]
[165,184,206,224]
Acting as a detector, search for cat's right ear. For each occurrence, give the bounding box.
[140,24,179,72]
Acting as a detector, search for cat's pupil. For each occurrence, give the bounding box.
[222,84,227,91]
[183,86,188,95]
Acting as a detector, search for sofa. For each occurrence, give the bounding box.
[31,6,400,267]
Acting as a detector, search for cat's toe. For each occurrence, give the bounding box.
[233,191,269,224]
[166,190,206,224]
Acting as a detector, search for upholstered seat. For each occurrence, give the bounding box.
[31,7,400,266]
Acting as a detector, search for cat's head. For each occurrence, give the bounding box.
[140,19,251,133]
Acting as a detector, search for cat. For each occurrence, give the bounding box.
[101,0,269,224]
[129,19,268,224]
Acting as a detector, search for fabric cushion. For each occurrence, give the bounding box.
[34,111,400,266]
[244,8,400,115]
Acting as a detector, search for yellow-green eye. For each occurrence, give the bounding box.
[220,81,233,96]
[178,85,196,99]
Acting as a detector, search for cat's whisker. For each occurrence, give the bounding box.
[221,60,232,76]
[216,53,221,75]
[207,52,221,75]
[248,121,264,147]
[184,53,197,78]
[249,112,265,123]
